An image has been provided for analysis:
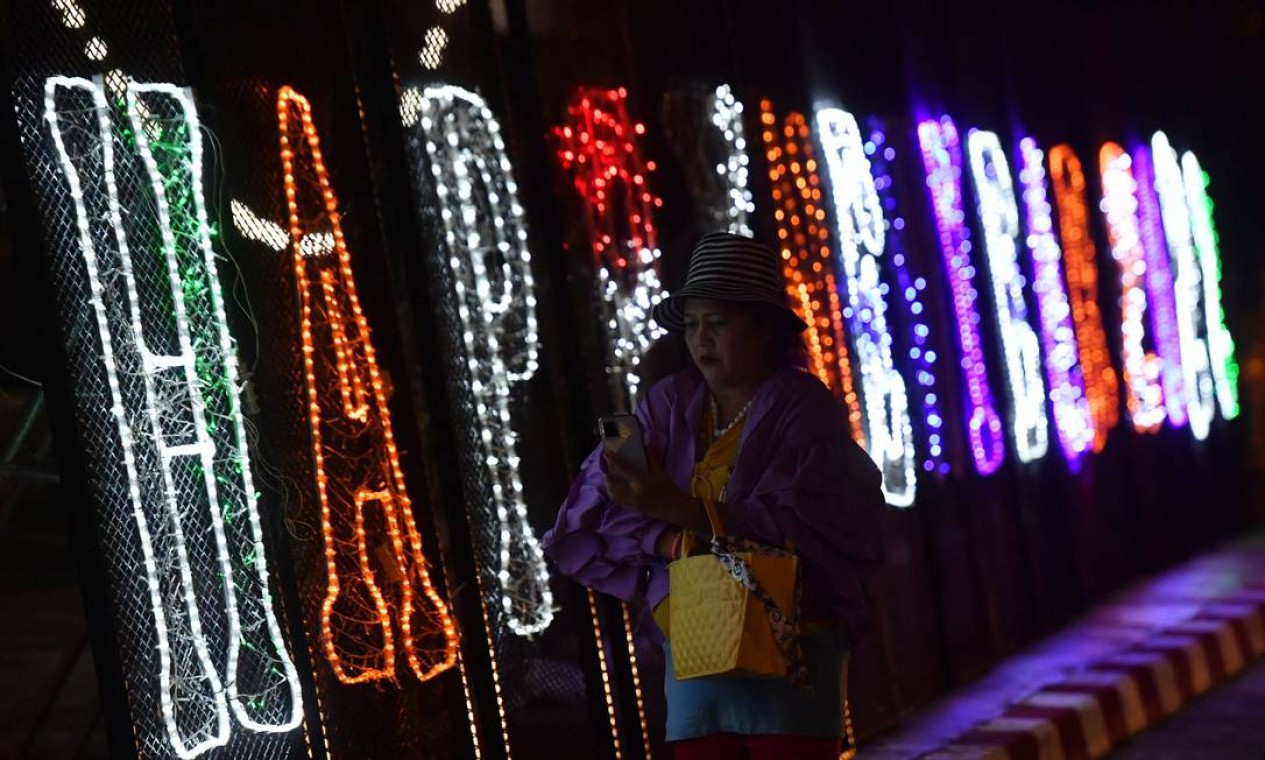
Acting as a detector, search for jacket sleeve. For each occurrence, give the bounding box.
[542,389,674,602]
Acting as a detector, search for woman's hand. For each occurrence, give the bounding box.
[603,451,702,529]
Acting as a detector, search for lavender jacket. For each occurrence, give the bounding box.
[543,365,885,643]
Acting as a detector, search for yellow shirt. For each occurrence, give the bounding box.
[654,407,745,636]
[691,413,744,510]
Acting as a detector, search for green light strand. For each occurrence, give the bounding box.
[1184,156,1240,419]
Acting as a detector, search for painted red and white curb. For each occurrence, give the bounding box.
[919,590,1265,760]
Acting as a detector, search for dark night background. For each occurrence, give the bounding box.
[0,0,1262,757]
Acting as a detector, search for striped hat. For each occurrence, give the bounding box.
[652,232,808,333]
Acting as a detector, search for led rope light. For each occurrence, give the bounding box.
[759,99,864,442]
[407,84,554,638]
[866,123,949,475]
[44,75,302,758]
[708,85,755,235]
[1097,142,1165,433]
[403,84,546,757]
[815,107,915,505]
[663,83,755,235]
[917,117,1005,475]
[1130,144,1187,427]
[966,130,1049,463]
[124,80,303,736]
[47,73,227,760]
[554,87,666,407]
[1181,150,1239,419]
[1151,132,1216,440]
[1048,145,1119,452]
[237,190,490,750]
[275,85,459,684]
[1017,138,1094,466]
[586,590,623,760]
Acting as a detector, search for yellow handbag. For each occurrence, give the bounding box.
[666,498,803,682]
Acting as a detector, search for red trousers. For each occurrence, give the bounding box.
[672,732,842,759]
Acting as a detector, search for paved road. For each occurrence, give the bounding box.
[1106,657,1265,759]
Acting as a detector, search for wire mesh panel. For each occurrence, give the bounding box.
[2,2,312,757]
[180,0,467,755]
[382,2,623,757]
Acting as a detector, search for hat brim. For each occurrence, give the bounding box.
[652,285,810,334]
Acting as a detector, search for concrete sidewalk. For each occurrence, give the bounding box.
[1105,655,1265,759]
[861,533,1265,760]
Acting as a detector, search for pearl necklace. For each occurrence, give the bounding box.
[710,393,755,439]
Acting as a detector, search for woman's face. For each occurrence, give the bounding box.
[682,298,770,390]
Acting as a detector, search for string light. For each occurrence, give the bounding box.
[1017,137,1094,467]
[1130,144,1188,427]
[917,116,1005,475]
[966,129,1049,463]
[1151,132,1216,440]
[125,80,304,738]
[274,85,459,684]
[620,602,652,754]
[45,75,302,758]
[866,122,949,475]
[760,99,864,442]
[453,649,483,760]
[586,590,623,760]
[816,107,915,505]
[554,86,667,406]
[1048,145,1119,452]
[1097,142,1166,433]
[708,85,755,235]
[554,85,658,760]
[47,73,227,759]
[663,83,755,235]
[1181,150,1239,419]
[397,81,506,758]
[408,84,554,637]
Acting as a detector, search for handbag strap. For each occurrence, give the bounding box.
[678,490,724,557]
[711,537,811,692]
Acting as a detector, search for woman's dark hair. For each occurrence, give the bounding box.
[743,301,810,369]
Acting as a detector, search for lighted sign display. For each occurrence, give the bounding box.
[44,75,302,758]
[917,116,1005,475]
[816,107,916,505]
[760,99,864,441]
[965,129,1049,464]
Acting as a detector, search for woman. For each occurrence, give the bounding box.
[544,232,884,759]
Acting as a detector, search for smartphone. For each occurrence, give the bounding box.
[598,414,649,477]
